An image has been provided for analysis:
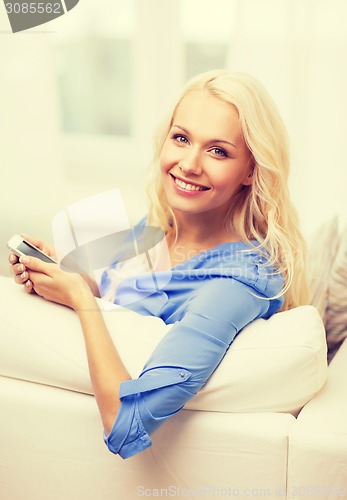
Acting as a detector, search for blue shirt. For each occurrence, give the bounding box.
[99,228,284,459]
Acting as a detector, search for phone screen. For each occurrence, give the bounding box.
[17,241,55,263]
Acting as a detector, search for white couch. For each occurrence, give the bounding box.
[0,276,345,500]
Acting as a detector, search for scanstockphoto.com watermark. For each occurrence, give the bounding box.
[137,485,276,498]
[3,0,80,33]
[136,484,347,497]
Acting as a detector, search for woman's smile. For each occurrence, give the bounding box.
[170,173,210,195]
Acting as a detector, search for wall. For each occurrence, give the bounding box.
[1,1,346,276]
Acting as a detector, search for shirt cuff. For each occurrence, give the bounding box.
[103,395,152,459]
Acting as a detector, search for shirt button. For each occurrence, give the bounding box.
[179,372,185,377]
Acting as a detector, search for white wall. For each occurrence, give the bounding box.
[0,27,64,274]
[1,0,347,276]
[225,0,347,240]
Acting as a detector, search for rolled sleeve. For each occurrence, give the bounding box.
[104,278,272,459]
[104,368,192,458]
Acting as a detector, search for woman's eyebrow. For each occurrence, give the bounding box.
[172,124,238,149]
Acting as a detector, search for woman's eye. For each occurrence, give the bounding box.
[210,147,228,158]
[173,134,189,144]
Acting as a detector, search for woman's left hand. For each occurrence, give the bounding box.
[19,256,93,310]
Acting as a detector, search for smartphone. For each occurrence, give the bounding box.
[7,235,57,264]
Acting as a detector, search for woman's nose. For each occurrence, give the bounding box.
[178,150,203,176]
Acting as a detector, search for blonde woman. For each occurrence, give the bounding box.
[9,70,309,459]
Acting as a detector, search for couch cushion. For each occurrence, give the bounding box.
[187,305,327,414]
[0,277,327,415]
[308,216,340,319]
[325,224,347,362]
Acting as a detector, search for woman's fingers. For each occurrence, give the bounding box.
[10,262,24,275]
[24,279,34,294]
[8,253,19,265]
[10,262,28,279]
[8,255,50,292]
[19,255,56,275]
[13,270,29,284]
[9,257,34,292]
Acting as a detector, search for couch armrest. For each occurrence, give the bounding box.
[0,375,296,500]
[295,337,347,424]
[287,339,347,498]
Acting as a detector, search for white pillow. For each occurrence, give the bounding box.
[187,306,327,414]
[0,277,327,415]
[308,216,340,318]
[325,224,347,362]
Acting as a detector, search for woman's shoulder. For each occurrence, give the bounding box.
[175,239,264,272]
[174,240,284,300]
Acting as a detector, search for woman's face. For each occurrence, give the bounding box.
[160,90,253,220]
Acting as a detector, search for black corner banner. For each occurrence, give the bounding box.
[4,0,80,33]
[64,0,78,11]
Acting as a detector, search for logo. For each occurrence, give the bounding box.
[52,189,172,307]
[4,0,79,33]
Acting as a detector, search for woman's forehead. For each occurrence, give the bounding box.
[172,90,244,146]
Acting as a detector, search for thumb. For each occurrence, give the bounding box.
[20,234,44,250]
[19,255,55,275]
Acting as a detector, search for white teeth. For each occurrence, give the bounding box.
[174,177,206,191]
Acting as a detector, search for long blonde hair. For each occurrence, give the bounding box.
[147,70,310,310]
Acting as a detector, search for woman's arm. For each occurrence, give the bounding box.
[17,256,283,459]
[17,256,131,435]
[73,291,131,434]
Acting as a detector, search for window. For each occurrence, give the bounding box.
[57,37,132,136]
[54,1,134,137]
[52,0,239,182]
[180,0,238,79]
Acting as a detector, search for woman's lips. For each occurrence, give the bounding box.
[170,173,210,193]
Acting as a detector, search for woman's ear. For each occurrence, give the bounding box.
[242,171,253,186]
[242,160,255,186]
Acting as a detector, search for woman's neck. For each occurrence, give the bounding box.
[167,211,239,254]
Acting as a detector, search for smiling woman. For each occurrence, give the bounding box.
[147,70,309,310]
[9,69,309,460]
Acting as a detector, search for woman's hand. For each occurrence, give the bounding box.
[9,235,57,293]
[8,234,101,299]
[17,255,94,311]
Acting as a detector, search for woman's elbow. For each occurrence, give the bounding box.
[96,398,121,436]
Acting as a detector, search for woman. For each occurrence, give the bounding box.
[9,70,309,459]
